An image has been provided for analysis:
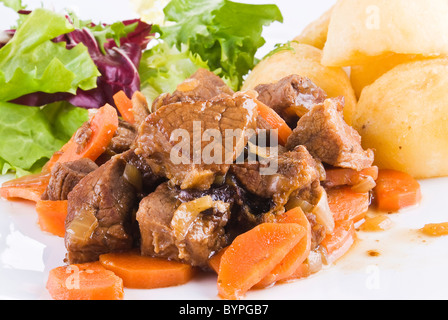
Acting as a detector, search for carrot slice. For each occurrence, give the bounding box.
[54,104,119,166]
[217,223,305,300]
[99,251,195,289]
[208,246,227,274]
[321,220,356,265]
[256,207,311,288]
[278,263,310,283]
[324,166,378,188]
[35,200,68,237]
[0,172,50,202]
[255,100,292,146]
[46,262,124,300]
[327,187,370,223]
[373,169,421,212]
[113,90,135,124]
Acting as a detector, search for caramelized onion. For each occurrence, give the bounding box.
[307,250,323,274]
[123,163,142,191]
[313,189,335,234]
[171,196,229,241]
[66,208,98,245]
[351,175,376,193]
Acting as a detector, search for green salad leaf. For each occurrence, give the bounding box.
[0,9,99,102]
[139,41,210,103]
[154,0,283,91]
[0,0,25,12]
[0,8,98,176]
[0,101,88,176]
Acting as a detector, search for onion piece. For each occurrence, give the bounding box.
[312,189,335,234]
[171,196,229,241]
[351,175,376,193]
[123,163,143,192]
[66,208,98,245]
[306,249,323,274]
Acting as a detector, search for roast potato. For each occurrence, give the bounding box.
[350,54,427,98]
[322,0,448,67]
[293,5,334,50]
[352,58,448,179]
[242,42,357,124]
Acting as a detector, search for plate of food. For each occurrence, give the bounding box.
[1,0,448,301]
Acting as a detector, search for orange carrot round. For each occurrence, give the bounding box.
[278,263,310,284]
[255,100,292,146]
[327,187,370,223]
[256,207,311,288]
[373,169,421,212]
[0,172,50,202]
[324,166,378,188]
[46,262,124,300]
[54,104,119,166]
[321,220,356,264]
[113,90,135,124]
[99,251,195,289]
[36,200,68,237]
[217,223,305,300]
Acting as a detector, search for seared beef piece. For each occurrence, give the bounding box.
[41,158,98,201]
[286,97,374,171]
[65,156,138,264]
[106,119,137,155]
[134,93,258,190]
[121,149,165,198]
[254,75,327,128]
[73,121,92,153]
[131,91,150,125]
[137,182,232,268]
[230,145,322,213]
[151,68,234,111]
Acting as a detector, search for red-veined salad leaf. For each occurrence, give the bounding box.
[0,7,150,176]
[11,14,152,109]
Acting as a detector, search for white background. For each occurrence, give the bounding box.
[1,0,448,300]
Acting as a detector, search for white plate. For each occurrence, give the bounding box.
[1,0,448,300]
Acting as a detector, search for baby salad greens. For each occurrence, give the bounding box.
[152,0,283,91]
[0,0,282,177]
[0,2,151,176]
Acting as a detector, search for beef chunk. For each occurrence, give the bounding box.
[137,182,231,268]
[106,119,137,155]
[151,68,234,111]
[42,158,98,201]
[121,149,165,198]
[65,156,138,264]
[254,75,327,127]
[131,91,150,125]
[134,93,258,190]
[230,145,322,213]
[286,97,374,171]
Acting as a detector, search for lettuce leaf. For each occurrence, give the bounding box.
[0,8,96,176]
[0,9,99,102]
[154,0,283,90]
[0,101,88,176]
[0,0,25,12]
[139,42,210,103]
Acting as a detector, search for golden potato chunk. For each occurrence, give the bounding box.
[350,53,427,98]
[322,0,448,66]
[352,58,448,179]
[293,5,334,50]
